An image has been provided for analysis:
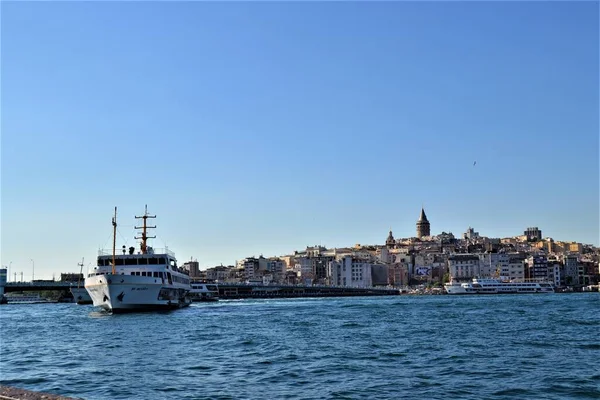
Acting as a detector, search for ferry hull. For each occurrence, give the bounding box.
[85,274,191,313]
[445,279,555,295]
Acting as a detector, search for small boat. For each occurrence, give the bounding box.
[70,258,92,305]
[189,282,219,302]
[84,206,192,313]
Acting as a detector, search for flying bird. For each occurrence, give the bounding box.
[473,161,477,166]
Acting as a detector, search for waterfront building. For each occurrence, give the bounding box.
[371,263,389,286]
[241,257,261,281]
[293,246,337,285]
[416,208,431,238]
[388,263,410,286]
[549,261,562,287]
[479,253,510,277]
[526,255,549,280]
[205,265,234,282]
[182,260,200,278]
[265,258,287,283]
[413,252,445,283]
[507,254,526,281]
[383,249,412,285]
[328,256,373,288]
[448,254,480,280]
[284,270,299,285]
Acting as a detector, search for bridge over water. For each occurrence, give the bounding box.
[2,281,399,299]
[4,281,73,292]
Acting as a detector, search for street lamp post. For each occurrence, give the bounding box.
[30,259,35,282]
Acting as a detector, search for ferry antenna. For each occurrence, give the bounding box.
[135,204,157,255]
[77,257,85,288]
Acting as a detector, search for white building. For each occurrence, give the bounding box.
[549,262,561,287]
[206,265,233,282]
[479,253,510,277]
[264,258,286,283]
[448,254,480,279]
[328,256,373,288]
[507,255,525,281]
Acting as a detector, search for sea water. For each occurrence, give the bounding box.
[1,294,599,399]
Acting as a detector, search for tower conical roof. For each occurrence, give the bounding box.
[418,207,428,222]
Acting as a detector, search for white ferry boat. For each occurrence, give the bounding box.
[189,282,219,302]
[71,258,92,305]
[84,206,192,313]
[445,278,555,295]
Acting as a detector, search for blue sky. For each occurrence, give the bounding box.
[1,2,598,279]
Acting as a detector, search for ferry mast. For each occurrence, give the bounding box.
[135,205,156,254]
[112,207,117,275]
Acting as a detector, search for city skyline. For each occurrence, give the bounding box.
[1,205,596,279]
[2,2,598,279]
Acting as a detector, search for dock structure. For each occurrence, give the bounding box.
[216,283,399,299]
[0,385,78,400]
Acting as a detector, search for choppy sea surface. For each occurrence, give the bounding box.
[1,293,599,399]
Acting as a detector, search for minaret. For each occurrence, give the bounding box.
[416,207,430,238]
[386,228,395,248]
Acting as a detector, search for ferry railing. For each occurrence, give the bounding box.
[98,248,176,257]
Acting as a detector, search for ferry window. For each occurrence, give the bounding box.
[125,259,137,266]
[143,272,148,276]
[149,257,158,265]
[159,257,166,265]
[97,259,104,266]
[153,272,158,278]
[115,259,124,266]
[138,258,147,265]
[131,272,135,275]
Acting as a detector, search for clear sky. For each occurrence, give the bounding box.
[1,1,598,280]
